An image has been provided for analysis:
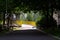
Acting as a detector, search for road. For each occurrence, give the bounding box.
[0,30,56,40]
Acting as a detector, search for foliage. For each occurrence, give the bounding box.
[0,0,59,12]
[36,15,57,29]
[0,0,59,33]
[0,24,2,32]
[0,21,3,32]
[0,14,3,20]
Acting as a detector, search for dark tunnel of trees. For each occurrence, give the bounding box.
[0,0,59,33]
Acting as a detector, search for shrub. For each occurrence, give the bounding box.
[0,24,2,32]
[36,16,57,30]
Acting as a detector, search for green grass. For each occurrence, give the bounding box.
[0,30,9,36]
[44,28,60,37]
[51,29,60,37]
[0,20,2,24]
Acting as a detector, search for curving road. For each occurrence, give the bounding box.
[0,30,56,40]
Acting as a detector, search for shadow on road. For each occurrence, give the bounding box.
[0,29,56,40]
[5,29,47,36]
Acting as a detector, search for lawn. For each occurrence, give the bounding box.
[44,28,60,37]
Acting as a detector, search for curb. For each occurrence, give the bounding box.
[51,35,60,40]
[37,29,60,40]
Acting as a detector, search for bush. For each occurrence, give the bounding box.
[36,16,57,30]
[0,24,3,32]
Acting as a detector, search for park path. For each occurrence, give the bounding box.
[0,30,56,40]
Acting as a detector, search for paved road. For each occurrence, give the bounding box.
[0,30,56,40]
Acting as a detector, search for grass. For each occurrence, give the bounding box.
[44,28,60,37]
[51,29,60,37]
[0,20,2,24]
[0,30,8,35]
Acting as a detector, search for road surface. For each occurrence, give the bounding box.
[0,30,56,40]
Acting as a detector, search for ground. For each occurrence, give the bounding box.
[0,30,57,40]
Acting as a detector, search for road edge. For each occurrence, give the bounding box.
[37,29,60,40]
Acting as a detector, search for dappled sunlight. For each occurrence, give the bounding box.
[11,20,37,30]
[0,0,59,40]
[15,20,36,26]
[12,24,37,31]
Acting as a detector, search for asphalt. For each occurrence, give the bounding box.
[0,29,57,40]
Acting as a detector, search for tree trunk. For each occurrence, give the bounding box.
[7,13,10,30]
[3,12,5,29]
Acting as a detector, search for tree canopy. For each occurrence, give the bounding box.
[0,0,59,13]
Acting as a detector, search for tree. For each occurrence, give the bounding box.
[0,0,58,30]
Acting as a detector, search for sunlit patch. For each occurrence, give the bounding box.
[12,24,37,31]
[15,20,36,26]
[12,20,37,31]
